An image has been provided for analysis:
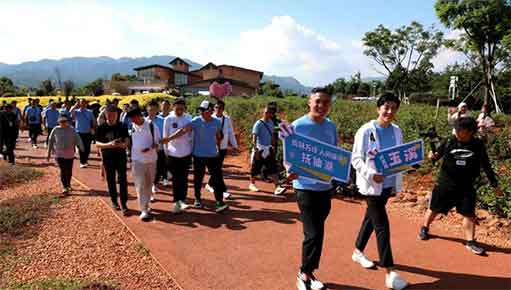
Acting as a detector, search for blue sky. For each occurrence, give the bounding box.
[0,0,460,85]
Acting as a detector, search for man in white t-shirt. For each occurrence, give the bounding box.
[127,107,171,221]
[163,98,193,213]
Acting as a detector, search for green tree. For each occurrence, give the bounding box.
[63,80,74,97]
[111,73,137,81]
[435,0,511,111]
[40,79,54,96]
[84,78,105,96]
[325,77,347,97]
[0,76,15,96]
[363,21,444,99]
[260,80,283,98]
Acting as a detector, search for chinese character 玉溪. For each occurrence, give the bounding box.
[388,151,402,167]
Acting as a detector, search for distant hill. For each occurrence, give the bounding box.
[0,56,201,87]
[0,56,313,95]
[262,75,313,95]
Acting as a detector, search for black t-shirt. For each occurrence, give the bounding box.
[95,122,129,159]
[0,111,18,137]
[436,136,498,189]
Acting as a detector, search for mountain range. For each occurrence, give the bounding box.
[0,55,312,94]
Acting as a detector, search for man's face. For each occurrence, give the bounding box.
[459,106,467,114]
[377,101,399,124]
[161,102,171,114]
[123,104,129,111]
[263,108,273,120]
[201,109,213,119]
[147,105,158,118]
[105,111,118,124]
[455,128,473,142]
[131,114,144,125]
[80,100,88,108]
[215,104,225,115]
[50,102,57,110]
[308,92,332,119]
[174,104,185,116]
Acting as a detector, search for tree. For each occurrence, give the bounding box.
[363,21,444,99]
[111,73,137,81]
[84,78,104,96]
[63,80,74,97]
[0,76,15,96]
[325,78,347,97]
[435,0,511,112]
[40,79,54,96]
[260,80,283,98]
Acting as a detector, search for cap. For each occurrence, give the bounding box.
[197,100,213,112]
[458,102,468,109]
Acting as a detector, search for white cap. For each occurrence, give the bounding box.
[458,102,467,109]
[198,100,212,111]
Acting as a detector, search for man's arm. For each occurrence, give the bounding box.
[168,124,192,141]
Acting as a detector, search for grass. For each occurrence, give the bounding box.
[4,278,119,290]
[0,162,43,189]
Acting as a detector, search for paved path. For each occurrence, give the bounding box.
[15,134,511,290]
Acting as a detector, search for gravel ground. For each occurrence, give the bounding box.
[0,158,182,290]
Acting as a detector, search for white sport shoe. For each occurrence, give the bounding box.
[223,192,232,199]
[163,179,170,186]
[178,200,190,210]
[274,186,287,195]
[167,172,173,180]
[249,183,260,192]
[151,185,158,194]
[310,274,324,290]
[205,184,215,193]
[139,211,151,221]
[385,271,408,290]
[79,163,87,168]
[172,202,182,214]
[352,249,375,269]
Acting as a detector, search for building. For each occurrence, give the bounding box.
[104,57,263,96]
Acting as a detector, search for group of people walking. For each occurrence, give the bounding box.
[0,91,504,290]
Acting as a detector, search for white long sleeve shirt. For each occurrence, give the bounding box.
[213,114,238,150]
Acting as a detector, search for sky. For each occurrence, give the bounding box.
[0,0,464,86]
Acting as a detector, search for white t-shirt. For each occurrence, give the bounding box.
[163,111,193,158]
[213,114,238,150]
[131,120,161,163]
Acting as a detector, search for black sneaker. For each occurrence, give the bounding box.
[194,199,203,209]
[121,205,129,216]
[418,226,429,240]
[466,240,485,255]
[215,202,229,213]
[111,202,121,211]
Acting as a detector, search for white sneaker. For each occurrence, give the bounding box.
[151,185,158,194]
[163,179,170,186]
[167,172,173,179]
[179,201,190,210]
[249,183,260,192]
[385,271,408,290]
[79,163,87,168]
[139,211,151,221]
[205,184,215,193]
[274,186,287,195]
[172,202,182,214]
[223,192,232,199]
[352,249,375,269]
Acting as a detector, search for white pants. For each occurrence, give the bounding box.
[132,161,156,212]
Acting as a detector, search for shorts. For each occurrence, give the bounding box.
[429,185,476,217]
[250,149,277,177]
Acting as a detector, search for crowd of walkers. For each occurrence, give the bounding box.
[0,92,504,290]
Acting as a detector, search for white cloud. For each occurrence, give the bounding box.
[226,16,378,86]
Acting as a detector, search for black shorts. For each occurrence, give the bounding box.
[250,149,277,177]
[429,185,477,217]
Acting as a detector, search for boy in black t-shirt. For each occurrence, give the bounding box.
[96,105,130,214]
[418,117,504,255]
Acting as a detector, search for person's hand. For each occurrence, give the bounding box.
[448,107,457,114]
[287,172,298,181]
[495,187,505,197]
[428,151,439,160]
[279,121,294,139]
[373,174,385,184]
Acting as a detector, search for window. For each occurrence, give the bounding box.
[138,68,155,80]
[174,73,188,86]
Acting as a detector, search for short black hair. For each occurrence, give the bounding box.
[130,99,139,105]
[455,116,478,133]
[147,100,159,107]
[215,100,225,108]
[173,98,186,106]
[377,92,401,109]
[126,107,142,118]
[310,87,332,97]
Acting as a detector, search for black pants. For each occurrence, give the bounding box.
[296,189,332,274]
[168,155,192,202]
[102,154,128,206]
[154,150,167,184]
[28,124,41,145]
[355,188,394,268]
[193,156,226,203]
[78,133,92,165]
[2,138,16,164]
[56,158,74,188]
[208,149,227,187]
[45,127,54,145]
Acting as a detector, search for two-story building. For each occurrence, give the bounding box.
[104,57,263,96]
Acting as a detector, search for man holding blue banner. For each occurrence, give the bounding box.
[282,87,337,290]
[351,92,408,290]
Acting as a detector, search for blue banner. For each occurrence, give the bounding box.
[374,140,424,177]
[283,133,352,184]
